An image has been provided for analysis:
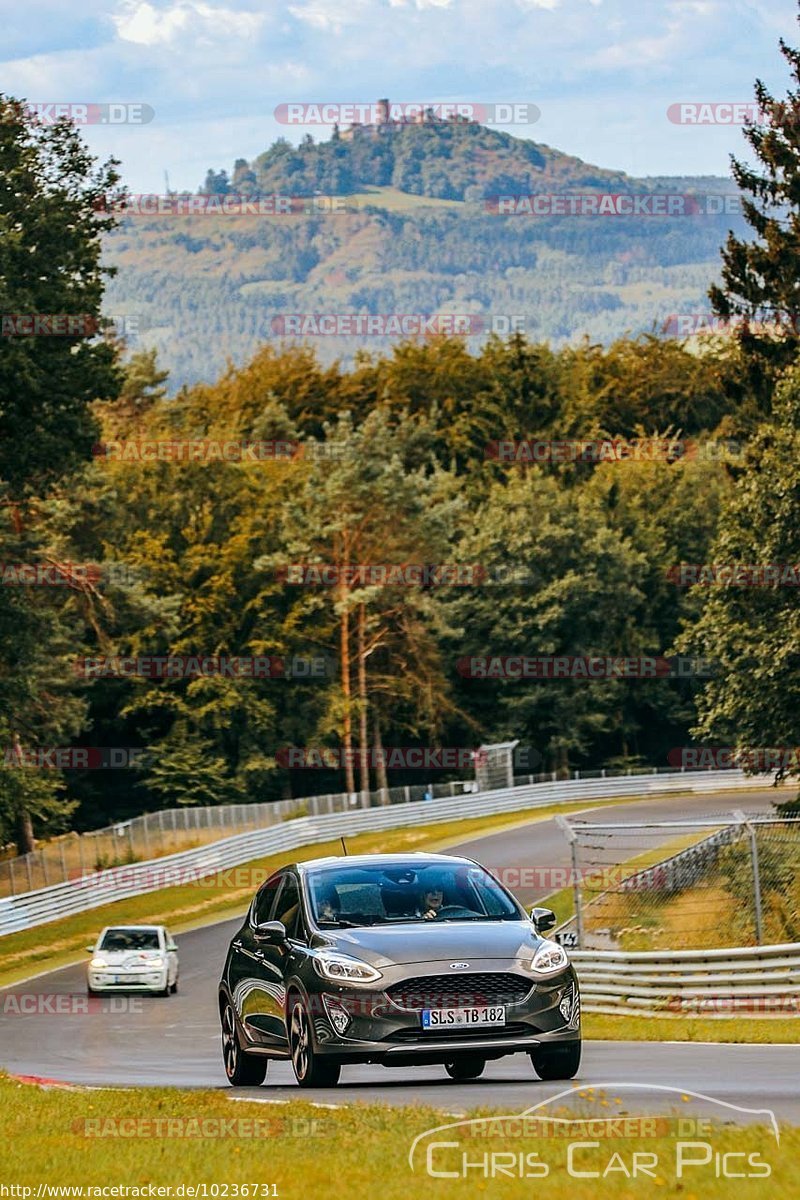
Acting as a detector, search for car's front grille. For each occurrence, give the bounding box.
[385,973,532,1012]
[387,1022,531,1042]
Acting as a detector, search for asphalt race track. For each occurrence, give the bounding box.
[3,787,799,1121]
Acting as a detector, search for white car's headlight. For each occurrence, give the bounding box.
[312,954,382,985]
[90,958,108,969]
[145,957,165,968]
[528,940,570,976]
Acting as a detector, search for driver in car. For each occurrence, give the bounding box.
[316,886,341,924]
[419,885,444,920]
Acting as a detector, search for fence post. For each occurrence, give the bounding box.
[556,815,584,949]
[734,810,764,945]
[9,858,15,896]
[59,839,68,882]
[25,852,33,891]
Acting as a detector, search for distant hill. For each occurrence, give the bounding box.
[103,119,745,390]
[210,118,631,201]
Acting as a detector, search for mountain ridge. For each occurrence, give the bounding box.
[103,119,744,390]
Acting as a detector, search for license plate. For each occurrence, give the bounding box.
[422,1006,506,1028]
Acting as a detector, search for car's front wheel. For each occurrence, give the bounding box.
[221,1001,268,1086]
[289,999,341,1088]
[530,1041,581,1080]
[445,1056,486,1081]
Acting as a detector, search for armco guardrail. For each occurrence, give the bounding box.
[0,769,774,937]
[574,943,800,1016]
[618,824,740,895]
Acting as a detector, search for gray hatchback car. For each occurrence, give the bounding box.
[218,852,581,1087]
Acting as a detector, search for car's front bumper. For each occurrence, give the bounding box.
[88,970,168,992]
[306,967,580,1064]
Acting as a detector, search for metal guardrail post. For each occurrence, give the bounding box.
[734,809,764,945]
[556,814,584,949]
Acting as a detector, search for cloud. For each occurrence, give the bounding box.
[112,0,265,46]
[1,0,797,188]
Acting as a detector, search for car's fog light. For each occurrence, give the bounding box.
[559,991,573,1022]
[326,1001,351,1035]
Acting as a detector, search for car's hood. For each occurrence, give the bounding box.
[93,950,163,965]
[315,920,543,967]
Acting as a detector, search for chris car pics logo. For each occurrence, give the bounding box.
[409,1085,779,1181]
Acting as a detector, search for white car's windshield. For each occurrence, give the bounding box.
[308,863,521,927]
[99,929,161,951]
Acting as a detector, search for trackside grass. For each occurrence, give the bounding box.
[1,1073,797,1198]
[583,1012,800,1043]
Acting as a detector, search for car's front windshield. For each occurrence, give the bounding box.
[99,929,161,951]
[307,862,522,927]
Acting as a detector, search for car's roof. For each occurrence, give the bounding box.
[297,852,477,872]
[99,924,165,931]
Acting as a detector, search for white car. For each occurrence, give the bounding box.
[87,924,179,996]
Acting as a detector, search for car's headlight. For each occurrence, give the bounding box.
[90,958,108,969]
[528,940,570,976]
[312,954,382,985]
[141,956,164,968]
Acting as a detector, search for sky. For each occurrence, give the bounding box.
[1,0,798,192]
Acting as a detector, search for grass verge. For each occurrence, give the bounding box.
[1,1072,796,1198]
[583,1011,800,1043]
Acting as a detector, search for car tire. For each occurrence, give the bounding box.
[445,1056,486,1081]
[530,1041,581,1080]
[159,979,171,997]
[221,1001,268,1086]
[170,976,179,995]
[87,984,98,997]
[289,999,341,1088]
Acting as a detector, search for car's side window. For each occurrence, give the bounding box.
[274,873,304,941]
[253,873,283,925]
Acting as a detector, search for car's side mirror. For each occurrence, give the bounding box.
[253,919,287,944]
[167,942,177,952]
[530,906,557,932]
[85,945,95,953]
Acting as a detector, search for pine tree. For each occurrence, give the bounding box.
[709,12,800,398]
[0,95,121,851]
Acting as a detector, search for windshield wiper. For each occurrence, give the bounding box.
[317,918,361,928]
[437,914,518,922]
